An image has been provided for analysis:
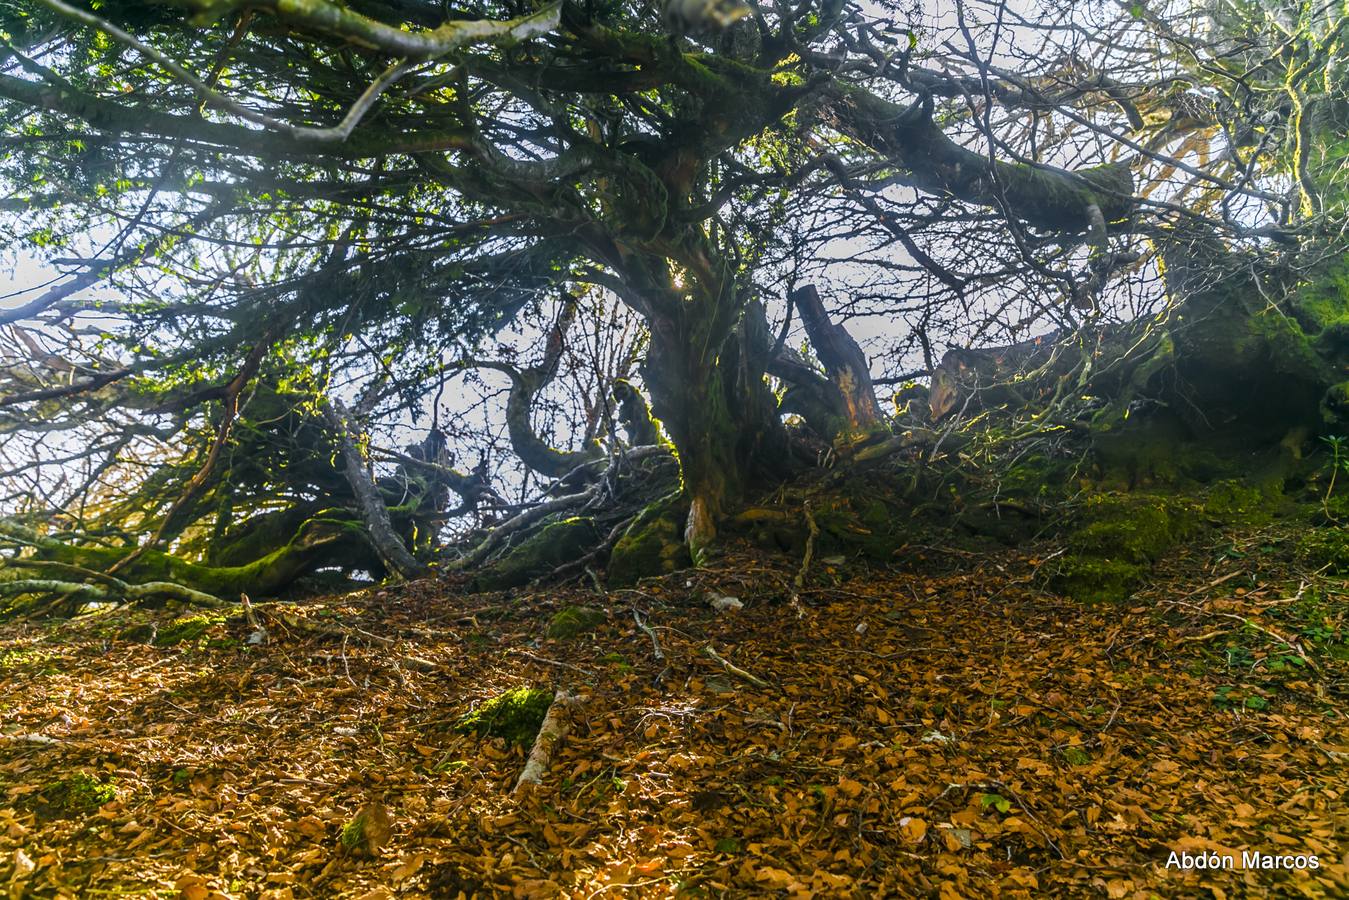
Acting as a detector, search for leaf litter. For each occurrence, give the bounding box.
[0,532,1345,898]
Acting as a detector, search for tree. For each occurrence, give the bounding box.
[1,0,1346,608]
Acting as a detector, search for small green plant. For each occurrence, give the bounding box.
[979,792,1012,814]
[1212,684,1270,711]
[597,651,632,673]
[339,816,366,850]
[1060,746,1092,766]
[432,757,469,774]
[339,802,390,855]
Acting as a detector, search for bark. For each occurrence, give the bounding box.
[928,339,1061,421]
[829,86,1136,233]
[918,225,1340,451]
[612,379,660,446]
[322,399,428,581]
[0,566,223,607]
[642,296,789,560]
[513,690,583,797]
[770,345,841,436]
[787,284,884,437]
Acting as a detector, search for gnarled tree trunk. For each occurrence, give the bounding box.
[642,292,789,560]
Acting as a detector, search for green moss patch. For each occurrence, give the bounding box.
[338,802,391,855]
[473,517,599,591]
[547,605,606,640]
[1049,556,1148,605]
[1050,493,1200,602]
[607,500,691,587]
[0,646,56,672]
[1291,255,1349,337]
[40,773,116,814]
[1202,478,1284,525]
[813,497,909,561]
[1296,527,1349,573]
[456,686,553,746]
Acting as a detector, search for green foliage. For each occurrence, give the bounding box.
[1060,747,1092,767]
[1211,684,1270,711]
[596,650,631,672]
[456,686,553,746]
[979,792,1012,814]
[339,814,368,851]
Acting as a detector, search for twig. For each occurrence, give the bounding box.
[1209,612,1320,671]
[1,733,61,746]
[632,608,664,661]
[240,592,267,645]
[340,635,357,687]
[1179,570,1244,598]
[349,625,396,645]
[544,514,635,584]
[1165,599,1321,671]
[448,486,599,570]
[701,645,771,690]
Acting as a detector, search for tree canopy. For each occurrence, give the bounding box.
[2,0,1348,611]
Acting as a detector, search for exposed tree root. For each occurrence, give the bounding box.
[0,562,224,609]
[632,607,664,661]
[513,690,585,797]
[701,645,771,690]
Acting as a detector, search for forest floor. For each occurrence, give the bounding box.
[0,523,1346,899]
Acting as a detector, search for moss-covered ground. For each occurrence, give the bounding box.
[455,686,554,747]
